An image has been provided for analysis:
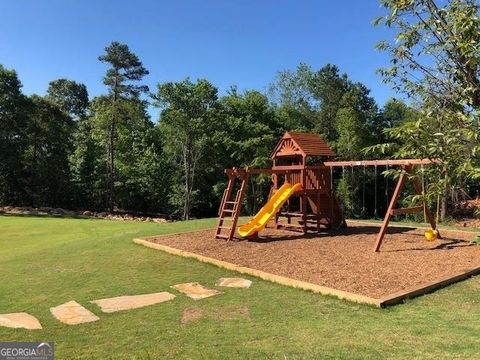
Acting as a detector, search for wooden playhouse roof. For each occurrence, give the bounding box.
[271,131,336,158]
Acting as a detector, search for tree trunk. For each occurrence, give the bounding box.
[108,116,115,212]
[108,76,118,212]
[183,136,191,220]
[183,172,190,221]
[440,171,450,223]
[31,130,38,207]
[440,190,447,223]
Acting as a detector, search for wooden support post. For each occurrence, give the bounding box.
[329,167,334,229]
[390,206,424,215]
[302,192,307,234]
[410,169,442,239]
[317,190,321,233]
[301,169,307,234]
[374,164,442,252]
[373,167,407,252]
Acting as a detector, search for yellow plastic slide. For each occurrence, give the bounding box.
[238,182,303,238]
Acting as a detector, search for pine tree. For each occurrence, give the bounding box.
[98,41,149,211]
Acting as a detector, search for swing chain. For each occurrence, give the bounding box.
[374,164,378,219]
[361,166,366,217]
[385,164,389,208]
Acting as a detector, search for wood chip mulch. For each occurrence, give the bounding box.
[146,223,480,298]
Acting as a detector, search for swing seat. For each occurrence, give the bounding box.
[424,229,438,241]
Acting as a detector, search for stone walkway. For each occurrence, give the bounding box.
[171,282,221,300]
[216,277,252,288]
[0,312,42,330]
[50,301,99,325]
[92,292,175,313]
[0,277,252,330]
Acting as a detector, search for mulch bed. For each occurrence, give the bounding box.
[145,222,480,298]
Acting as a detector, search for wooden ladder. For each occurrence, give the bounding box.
[215,168,249,241]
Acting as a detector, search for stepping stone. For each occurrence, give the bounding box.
[50,301,99,325]
[172,282,221,300]
[216,277,252,288]
[91,292,175,313]
[0,312,42,330]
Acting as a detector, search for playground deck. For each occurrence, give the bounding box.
[142,222,480,302]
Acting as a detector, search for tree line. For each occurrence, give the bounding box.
[1,0,479,221]
[0,41,413,219]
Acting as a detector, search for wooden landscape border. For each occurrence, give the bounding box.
[133,226,480,308]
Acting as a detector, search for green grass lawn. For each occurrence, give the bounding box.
[1,215,479,359]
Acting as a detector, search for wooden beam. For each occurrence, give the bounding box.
[324,159,434,167]
[270,165,305,171]
[378,266,480,307]
[373,170,407,252]
[230,167,300,175]
[390,206,424,215]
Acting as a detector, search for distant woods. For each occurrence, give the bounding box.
[0,43,407,220]
[2,10,478,221]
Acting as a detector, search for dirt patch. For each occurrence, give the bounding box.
[213,305,250,321]
[180,307,205,324]
[146,223,480,299]
[180,306,250,324]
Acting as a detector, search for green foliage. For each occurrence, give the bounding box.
[0,53,417,219]
[98,41,150,210]
[88,96,164,212]
[268,63,350,138]
[217,89,280,168]
[269,63,383,159]
[334,84,379,160]
[268,63,314,108]
[114,100,167,212]
[98,41,149,97]
[375,0,480,220]
[0,65,30,204]
[335,107,366,160]
[24,95,74,207]
[214,89,281,215]
[46,79,89,119]
[69,116,102,209]
[336,175,354,218]
[2,32,464,220]
[381,98,417,128]
[472,235,480,245]
[310,64,351,141]
[152,78,219,219]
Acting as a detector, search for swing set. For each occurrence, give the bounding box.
[215,131,440,252]
[323,159,441,251]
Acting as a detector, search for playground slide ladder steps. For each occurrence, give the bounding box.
[215,169,249,241]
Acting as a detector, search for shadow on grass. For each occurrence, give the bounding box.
[0,212,93,220]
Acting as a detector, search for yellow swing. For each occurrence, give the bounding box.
[420,165,438,241]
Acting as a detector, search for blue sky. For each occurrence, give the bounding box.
[0,0,396,119]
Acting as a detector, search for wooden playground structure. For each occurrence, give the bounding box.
[215,131,440,251]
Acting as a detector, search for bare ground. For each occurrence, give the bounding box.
[146,223,480,298]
